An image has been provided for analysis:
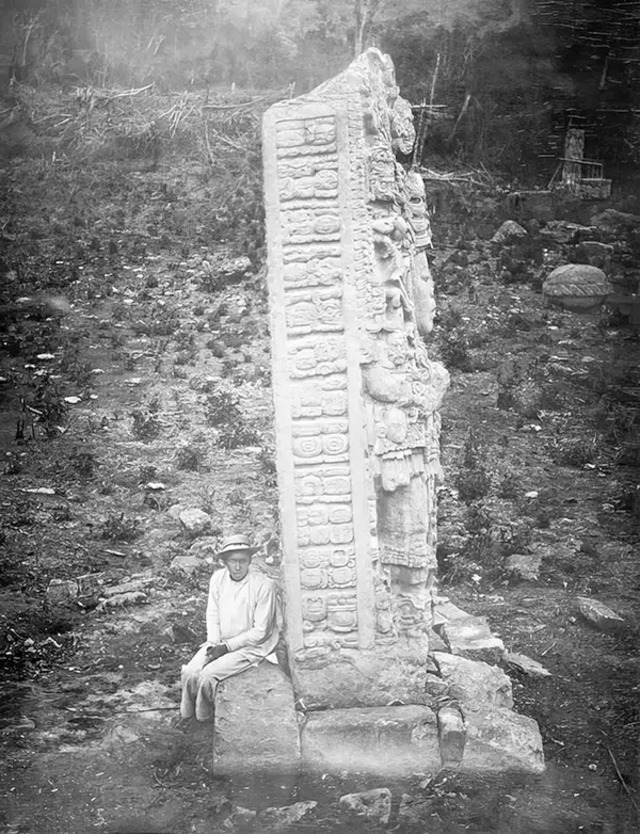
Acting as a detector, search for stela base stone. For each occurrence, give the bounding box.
[213,662,300,775]
[301,705,442,776]
[208,664,545,777]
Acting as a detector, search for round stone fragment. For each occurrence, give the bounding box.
[542,264,613,311]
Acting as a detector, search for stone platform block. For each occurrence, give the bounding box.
[214,662,300,774]
[292,654,428,710]
[429,651,513,709]
[439,616,505,664]
[461,706,545,774]
[301,705,441,777]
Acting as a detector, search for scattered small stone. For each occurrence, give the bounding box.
[259,801,317,828]
[170,554,202,575]
[339,788,391,824]
[505,552,542,582]
[45,578,78,606]
[490,220,528,245]
[577,596,625,634]
[76,573,102,606]
[504,651,551,678]
[178,508,212,538]
[97,590,148,610]
[225,806,257,828]
[101,578,154,597]
[165,622,197,644]
[188,537,220,560]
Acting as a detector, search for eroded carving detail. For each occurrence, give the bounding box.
[264,48,449,705]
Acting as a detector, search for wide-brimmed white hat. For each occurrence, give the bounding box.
[216,533,260,559]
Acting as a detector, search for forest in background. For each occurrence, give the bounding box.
[1,0,640,179]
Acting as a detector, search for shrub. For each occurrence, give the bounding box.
[205,381,261,450]
[100,513,141,542]
[131,408,162,441]
[550,436,598,468]
[174,443,207,472]
[438,327,473,372]
[456,430,491,503]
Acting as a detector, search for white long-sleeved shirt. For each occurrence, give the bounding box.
[206,568,280,658]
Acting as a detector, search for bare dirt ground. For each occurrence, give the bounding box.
[0,106,639,833]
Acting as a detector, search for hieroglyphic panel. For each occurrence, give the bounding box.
[264,103,375,663]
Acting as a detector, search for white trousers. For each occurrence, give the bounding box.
[180,643,261,721]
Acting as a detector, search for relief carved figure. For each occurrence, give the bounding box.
[353,53,448,657]
[264,48,449,706]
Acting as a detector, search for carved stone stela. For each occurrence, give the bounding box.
[263,49,449,708]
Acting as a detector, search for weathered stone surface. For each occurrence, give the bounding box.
[228,806,257,826]
[214,662,300,774]
[97,590,148,610]
[429,628,449,653]
[292,657,428,710]
[430,651,513,709]
[437,705,466,767]
[263,47,449,708]
[504,650,551,678]
[543,264,613,311]
[170,554,202,574]
[45,578,78,605]
[577,596,625,634]
[574,240,613,269]
[462,706,545,773]
[432,598,471,628]
[178,508,212,538]
[439,616,505,664]
[301,705,441,776]
[339,788,392,824]
[259,801,317,828]
[490,220,528,245]
[505,552,542,581]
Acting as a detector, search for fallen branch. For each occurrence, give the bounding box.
[606,744,639,813]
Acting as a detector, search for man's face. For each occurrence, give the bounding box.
[224,550,252,581]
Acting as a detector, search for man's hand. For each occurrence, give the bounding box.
[204,643,229,665]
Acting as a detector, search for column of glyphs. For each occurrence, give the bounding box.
[264,48,449,701]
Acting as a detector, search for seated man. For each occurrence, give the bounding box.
[180,533,280,722]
